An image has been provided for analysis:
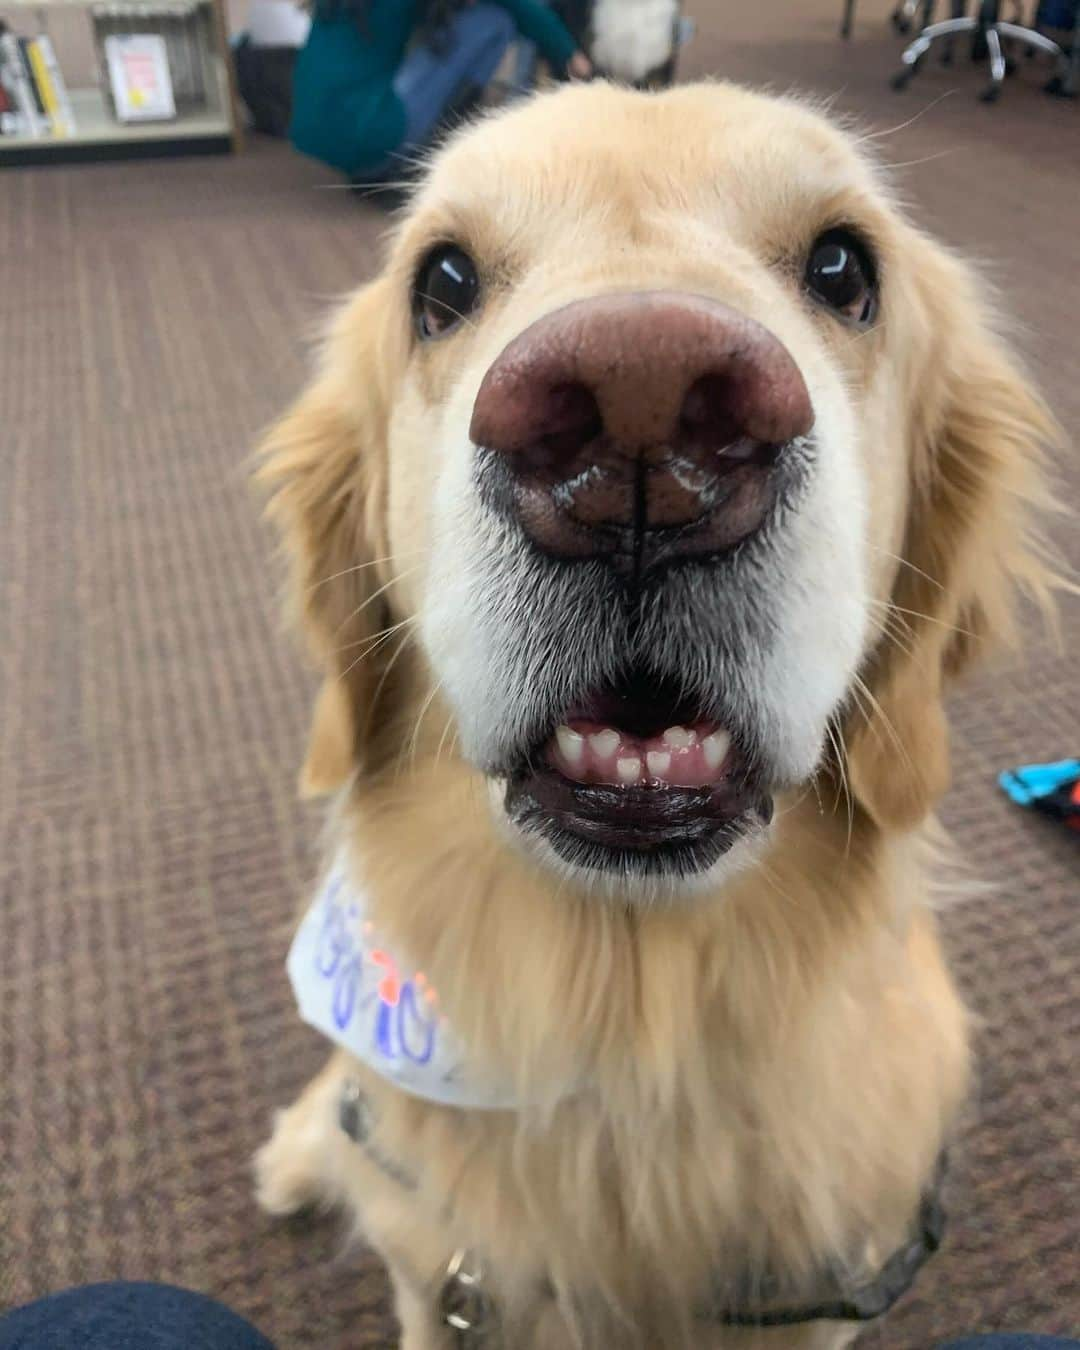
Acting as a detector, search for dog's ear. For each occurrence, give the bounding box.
[299,676,359,798]
[256,278,402,797]
[847,241,1061,830]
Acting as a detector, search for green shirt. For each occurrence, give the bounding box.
[291,0,577,176]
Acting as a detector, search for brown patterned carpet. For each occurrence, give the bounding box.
[1,1,1077,1345]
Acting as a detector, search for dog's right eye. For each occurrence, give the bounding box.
[412,245,480,339]
[804,229,877,325]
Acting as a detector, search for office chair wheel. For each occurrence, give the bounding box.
[979,81,1002,99]
[1044,72,1078,96]
[891,67,915,88]
[891,6,913,32]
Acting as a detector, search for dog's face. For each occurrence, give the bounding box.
[262,83,1053,898]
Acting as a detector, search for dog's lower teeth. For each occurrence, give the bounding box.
[617,756,642,784]
[549,720,732,788]
[702,730,731,771]
[589,729,620,759]
[646,750,672,777]
[556,724,586,768]
[663,726,695,749]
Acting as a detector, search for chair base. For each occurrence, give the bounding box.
[891,6,1068,100]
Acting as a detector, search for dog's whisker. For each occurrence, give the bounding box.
[870,608,919,662]
[309,548,431,595]
[388,147,435,171]
[805,760,828,819]
[405,679,445,773]
[852,90,957,145]
[823,719,855,857]
[369,623,419,721]
[849,320,886,346]
[863,544,945,593]
[434,713,457,769]
[848,671,920,790]
[338,629,409,683]
[886,149,957,173]
[331,564,425,640]
[313,182,401,193]
[865,597,977,640]
[804,527,942,596]
[315,177,420,196]
[336,617,419,679]
[335,614,419,656]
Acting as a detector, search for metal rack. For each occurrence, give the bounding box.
[0,0,240,165]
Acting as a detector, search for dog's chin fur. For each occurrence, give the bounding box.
[254,81,1062,1349]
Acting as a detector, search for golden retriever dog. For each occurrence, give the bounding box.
[253,81,1058,1349]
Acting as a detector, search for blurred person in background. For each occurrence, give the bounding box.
[233,0,311,138]
[290,0,591,183]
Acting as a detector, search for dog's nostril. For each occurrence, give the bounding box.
[678,375,746,453]
[541,383,603,456]
[512,382,603,474]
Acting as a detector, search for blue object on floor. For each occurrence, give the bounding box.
[999,758,1080,805]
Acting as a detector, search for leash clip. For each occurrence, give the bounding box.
[439,1248,493,1348]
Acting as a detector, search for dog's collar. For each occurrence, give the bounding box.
[336,1066,947,1339]
[287,848,518,1109]
[705,1161,947,1326]
[430,1166,946,1343]
[429,1164,946,1345]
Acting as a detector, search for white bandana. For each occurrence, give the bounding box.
[287,849,516,1109]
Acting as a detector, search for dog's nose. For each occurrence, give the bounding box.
[470,292,813,572]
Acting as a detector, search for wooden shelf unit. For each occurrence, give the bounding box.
[1,0,240,165]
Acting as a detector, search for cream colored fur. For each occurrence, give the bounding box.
[253,83,1060,1349]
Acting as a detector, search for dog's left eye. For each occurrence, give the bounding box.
[805,229,877,325]
[412,244,480,339]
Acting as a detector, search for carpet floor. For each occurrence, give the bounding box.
[1,1,1077,1345]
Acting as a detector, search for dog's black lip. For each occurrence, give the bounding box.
[504,759,773,874]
